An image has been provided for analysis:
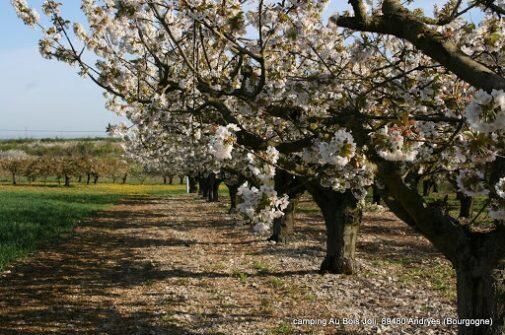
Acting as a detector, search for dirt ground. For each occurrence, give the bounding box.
[0,194,458,335]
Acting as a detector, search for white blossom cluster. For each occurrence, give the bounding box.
[374,126,421,162]
[11,0,39,26]
[208,124,240,161]
[496,178,505,199]
[302,130,373,196]
[238,146,291,232]
[490,178,505,221]
[465,89,505,133]
[0,149,29,159]
[237,183,289,234]
[316,129,356,167]
[456,170,490,197]
[246,146,279,183]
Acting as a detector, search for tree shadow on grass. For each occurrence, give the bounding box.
[0,307,198,335]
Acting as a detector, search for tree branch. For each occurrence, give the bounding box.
[333,0,505,92]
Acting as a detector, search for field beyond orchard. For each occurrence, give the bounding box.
[0,183,186,270]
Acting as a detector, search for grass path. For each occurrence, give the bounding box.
[0,194,458,335]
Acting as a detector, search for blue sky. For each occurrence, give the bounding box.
[0,1,121,139]
[0,1,481,139]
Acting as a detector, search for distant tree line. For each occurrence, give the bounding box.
[0,140,183,186]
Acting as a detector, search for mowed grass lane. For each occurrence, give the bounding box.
[0,183,186,270]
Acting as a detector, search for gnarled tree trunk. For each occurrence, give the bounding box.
[270,197,300,243]
[268,170,305,243]
[455,259,505,335]
[309,186,362,275]
[377,160,505,335]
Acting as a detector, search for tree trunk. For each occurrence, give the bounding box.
[376,161,505,335]
[207,174,214,202]
[455,260,505,335]
[268,170,305,243]
[12,172,16,185]
[208,173,220,202]
[227,183,239,213]
[64,175,70,187]
[270,197,299,243]
[86,173,91,185]
[212,179,221,202]
[93,175,99,184]
[372,184,381,204]
[423,180,432,196]
[163,176,167,184]
[453,157,504,334]
[310,188,361,275]
[78,175,82,183]
[198,177,205,196]
[179,176,184,184]
[457,192,474,218]
[200,177,209,199]
[188,176,198,193]
[122,173,127,184]
[169,176,173,184]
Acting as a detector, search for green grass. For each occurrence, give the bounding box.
[370,257,456,301]
[269,277,284,288]
[296,198,320,215]
[232,269,249,283]
[252,260,271,273]
[270,323,295,335]
[426,192,490,225]
[0,182,186,270]
[398,263,456,301]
